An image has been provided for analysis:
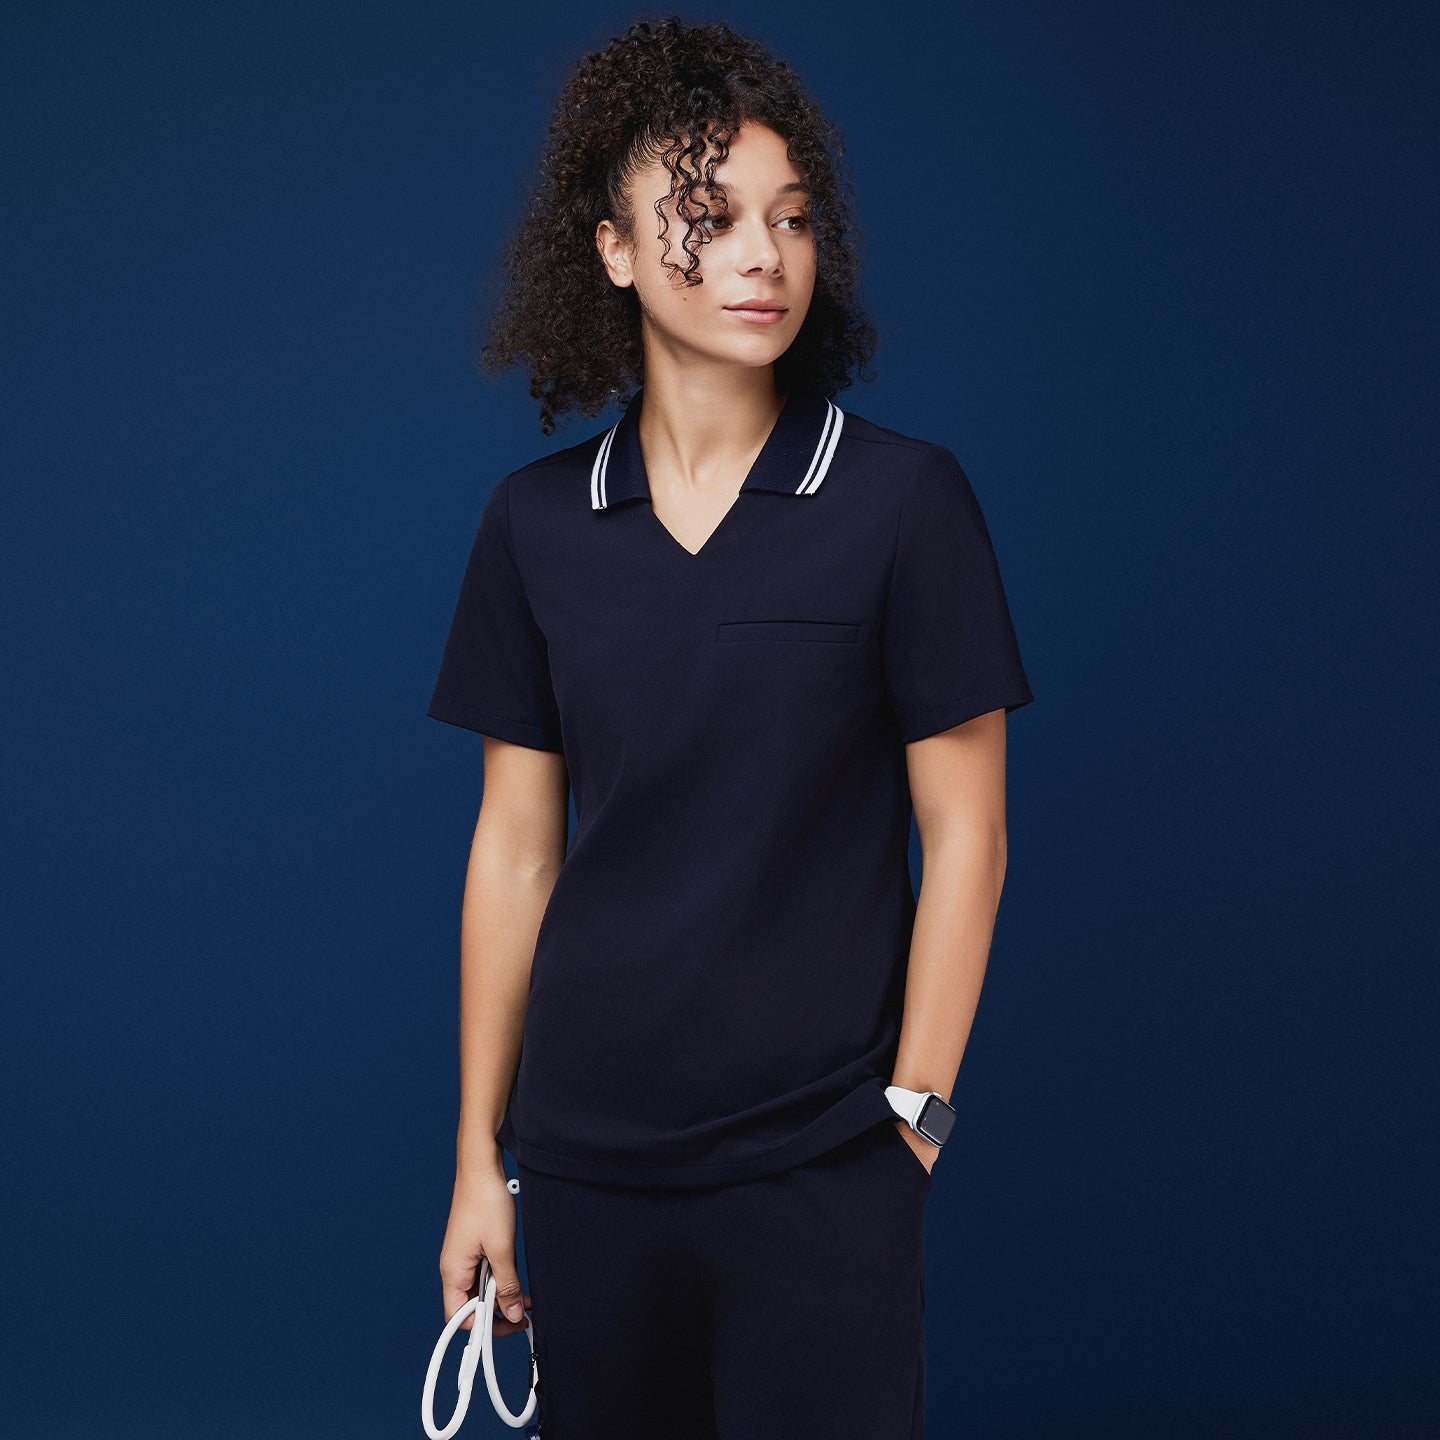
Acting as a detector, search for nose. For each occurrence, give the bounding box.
[736,218,782,275]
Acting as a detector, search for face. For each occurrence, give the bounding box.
[596,122,817,373]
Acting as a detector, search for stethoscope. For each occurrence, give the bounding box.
[421,1176,542,1438]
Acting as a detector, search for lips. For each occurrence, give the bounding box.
[725,300,787,312]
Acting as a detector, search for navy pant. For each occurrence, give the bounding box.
[515,1117,931,1439]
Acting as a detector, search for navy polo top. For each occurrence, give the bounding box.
[428,380,1034,1188]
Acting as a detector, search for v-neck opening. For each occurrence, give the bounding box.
[645,490,748,559]
[632,388,797,559]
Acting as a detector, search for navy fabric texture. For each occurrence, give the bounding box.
[516,1117,931,1440]
[428,381,1034,1186]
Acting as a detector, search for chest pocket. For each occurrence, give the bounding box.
[715,619,860,643]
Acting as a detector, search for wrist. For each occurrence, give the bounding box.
[456,1131,506,1180]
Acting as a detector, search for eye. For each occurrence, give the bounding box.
[697,211,811,234]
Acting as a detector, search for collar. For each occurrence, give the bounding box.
[589,381,846,510]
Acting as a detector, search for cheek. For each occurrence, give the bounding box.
[645,274,707,328]
[633,256,719,330]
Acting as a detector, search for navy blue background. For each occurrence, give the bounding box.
[4,2,1434,1435]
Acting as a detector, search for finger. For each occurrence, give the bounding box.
[440,1254,479,1330]
[488,1251,528,1323]
[490,1291,535,1337]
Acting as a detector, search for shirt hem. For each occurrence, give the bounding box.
[427,693,565,752]
[898,683,1035,743]
[498,1079,901,1189]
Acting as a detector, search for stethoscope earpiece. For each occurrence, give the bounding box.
[422,1251,540,1436]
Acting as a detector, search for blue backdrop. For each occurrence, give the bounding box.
[3,1,1434,1435]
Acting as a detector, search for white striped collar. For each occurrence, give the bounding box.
[589,382,845,511]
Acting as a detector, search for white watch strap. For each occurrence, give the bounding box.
[884,1084,934,1131]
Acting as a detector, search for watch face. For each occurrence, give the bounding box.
[916,1095,957,1146]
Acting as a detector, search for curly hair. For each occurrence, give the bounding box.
[475,15,879,435]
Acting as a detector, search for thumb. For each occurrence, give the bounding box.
[488,1251,527,1323]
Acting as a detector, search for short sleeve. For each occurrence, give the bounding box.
[879,444,1035,743]
[426,474,565,751]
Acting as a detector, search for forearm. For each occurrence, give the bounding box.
[455,832,562,1179]
[891,826,1008,1106]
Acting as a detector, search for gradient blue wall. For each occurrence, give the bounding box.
[3,1,1434,1435]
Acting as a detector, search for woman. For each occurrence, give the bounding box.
[428,17,1034,1438]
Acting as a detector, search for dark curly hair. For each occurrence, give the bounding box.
[475,14,879,435]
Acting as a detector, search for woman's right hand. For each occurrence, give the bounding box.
[439,1164,531,1336]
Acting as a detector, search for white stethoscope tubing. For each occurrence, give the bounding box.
[422,1250,539,1437]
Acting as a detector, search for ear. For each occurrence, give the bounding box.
[595,219,634,289]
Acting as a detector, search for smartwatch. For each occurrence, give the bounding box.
[885,1084,957,1148]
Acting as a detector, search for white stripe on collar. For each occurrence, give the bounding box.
[589,422,620,511]
[797,400,844,494]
